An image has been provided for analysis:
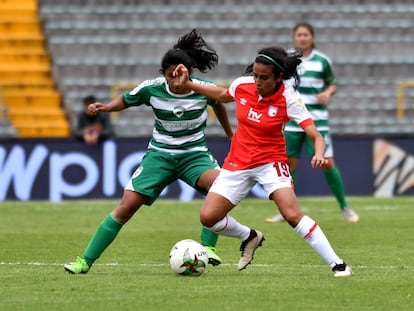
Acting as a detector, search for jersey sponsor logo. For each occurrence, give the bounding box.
[158,119,203,131]
[295,96,306,108]
[247,107,262,123]
[268,106,278,117]
[157,109,206,132]
[240,98,247,105]
[173,106,185,118]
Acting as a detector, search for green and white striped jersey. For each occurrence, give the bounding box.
[123,76,219,153]
[284,49,336,132]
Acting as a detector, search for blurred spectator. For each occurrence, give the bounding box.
[73,95,114,145]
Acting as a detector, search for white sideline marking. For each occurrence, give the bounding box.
[0,261,408,270]
[363,205,400,210]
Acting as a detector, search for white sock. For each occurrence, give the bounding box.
[294,215,343,268]
[206,215,250,241]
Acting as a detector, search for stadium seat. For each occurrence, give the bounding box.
[33,0,414,137]
[0,0,70,137]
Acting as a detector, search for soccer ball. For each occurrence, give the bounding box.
[169,239,208,276]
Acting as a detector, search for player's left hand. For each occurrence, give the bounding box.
[316,91,331,105]
[311,156,328,168]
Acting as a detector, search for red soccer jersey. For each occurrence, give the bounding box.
[223,76,313,171]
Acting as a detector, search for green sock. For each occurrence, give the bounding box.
[83,213,124,267]
[200,226,218,248]
[324,166,348,209]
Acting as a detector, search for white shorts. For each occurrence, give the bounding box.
[209,162,293,205]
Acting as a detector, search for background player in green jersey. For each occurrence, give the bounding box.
[266,22,359,223]
[64,29,233,274]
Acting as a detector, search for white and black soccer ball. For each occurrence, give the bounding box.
[169,239,208,276]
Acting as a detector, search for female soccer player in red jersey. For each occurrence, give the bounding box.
[266,22,359,224]
[173,46,353,277]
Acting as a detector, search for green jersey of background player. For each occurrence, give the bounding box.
[64,29,233,274]
[266,22,359,223]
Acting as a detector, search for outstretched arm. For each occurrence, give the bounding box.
[173,64,234,103]
[212,103,233,140]
[87,94,127,114]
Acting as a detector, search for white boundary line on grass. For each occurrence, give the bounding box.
[0,261,408,270]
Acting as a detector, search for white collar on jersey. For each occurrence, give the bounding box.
[165,82,195,97]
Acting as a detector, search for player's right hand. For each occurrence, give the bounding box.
[88,102,107,114]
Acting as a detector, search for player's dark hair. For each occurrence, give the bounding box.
[244,46,303,89]
[160,29,218,75]
[293,22,316,50]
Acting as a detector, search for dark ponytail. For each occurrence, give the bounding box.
[161,29,218,74]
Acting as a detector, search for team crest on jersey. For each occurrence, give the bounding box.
[268,106,278,117]
[240,98,247,105]
[173,106,185,118]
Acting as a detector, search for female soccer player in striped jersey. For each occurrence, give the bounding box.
[173,46,353,277]
[64,29,232,274]
[266,22,359,223]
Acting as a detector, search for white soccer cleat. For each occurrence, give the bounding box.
[238,229,265,270]
[342,207,359,223]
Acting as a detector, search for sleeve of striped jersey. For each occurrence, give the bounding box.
[323,58,336,85]
[123,79,154,107]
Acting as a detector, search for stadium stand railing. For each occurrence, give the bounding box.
[397,81,414,118]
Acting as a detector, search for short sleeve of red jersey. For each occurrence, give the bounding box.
[227,76,253,98]
[285,83,314,129]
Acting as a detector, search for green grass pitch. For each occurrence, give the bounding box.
[0,197,413,310]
